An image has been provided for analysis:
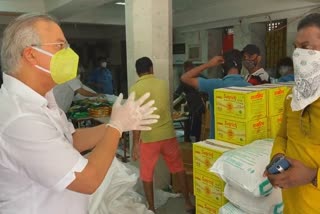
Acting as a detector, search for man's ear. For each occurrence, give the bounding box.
[256,55,262,64]
[22,47,37,65]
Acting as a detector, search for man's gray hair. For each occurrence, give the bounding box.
[1,13,59,74]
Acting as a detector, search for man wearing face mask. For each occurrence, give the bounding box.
[0,13,159,214]
[277,57,295,82]
[181,49,251,139]
[88,57,114,95]
[53,67,99,112]
[264,13,320,213]
[242,44,271,85]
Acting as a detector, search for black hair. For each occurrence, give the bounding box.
[298,13,320,31]
[97,56,107,63]
[276,57,293,78]
[135,57,153,76]
[222,49,242,76]
[242,44,260,56]
[277,57,293,68]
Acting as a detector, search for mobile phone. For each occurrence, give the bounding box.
[266,156,291,174]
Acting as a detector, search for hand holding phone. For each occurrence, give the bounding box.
[266,156,291,174]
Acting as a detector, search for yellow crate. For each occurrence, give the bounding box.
[193,139,240,172]
[215,116,268,146]
[214,87,267,121]
[196,196,221,214]
[193,168,228,206]
[268,114,283,138]
[249,85,288,116]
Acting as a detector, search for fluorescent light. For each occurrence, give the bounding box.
[115,2,125,5]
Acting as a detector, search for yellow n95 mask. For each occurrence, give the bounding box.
[32,46,79,84]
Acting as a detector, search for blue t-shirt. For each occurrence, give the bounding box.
[88,67,113,94]
[278,74,294,82]
[198,74,251,139]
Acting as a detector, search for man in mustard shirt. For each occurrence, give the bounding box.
[130,57,194,213]
[265,13,320,213]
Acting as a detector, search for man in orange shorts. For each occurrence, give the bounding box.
[130,57,194,213]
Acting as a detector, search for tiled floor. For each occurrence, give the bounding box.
[156,195,195,214]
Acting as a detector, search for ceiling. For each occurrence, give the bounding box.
[0,0,319,29]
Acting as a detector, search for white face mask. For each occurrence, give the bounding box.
[278,66,291,76]
[291,48,320,111]
[101,62,107,68]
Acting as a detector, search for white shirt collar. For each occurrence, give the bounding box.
[251,68,265,75]
[2,73,48,107]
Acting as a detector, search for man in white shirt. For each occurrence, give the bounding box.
[242,44,271,85]
[0,13,158,214]
[53,77,98,112]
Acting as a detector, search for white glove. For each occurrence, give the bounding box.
[107,92,159,135]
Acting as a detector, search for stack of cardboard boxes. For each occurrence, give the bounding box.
[192,84,293,213]
[193,140,240,213]
[247,84,290,138]
[214,87,268,146]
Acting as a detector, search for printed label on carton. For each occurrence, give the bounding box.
[215,117,268,146]
[193,169,227,206]
[214,88,267,120]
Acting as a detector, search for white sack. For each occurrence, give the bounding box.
[224,184,283,214]
[210,139,274,197]
[219,203,246,214]
[124,163,180,209]
[89,158,153,214]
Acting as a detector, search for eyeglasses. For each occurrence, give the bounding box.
[32,41,69,50]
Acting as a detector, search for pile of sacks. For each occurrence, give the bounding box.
[210,139,283,214]
[88,158,179,214]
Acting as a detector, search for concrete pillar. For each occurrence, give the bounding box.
[250,23,267,68]
[125,0,172,190]
[207,28,223,78]
[287,17,299,57]
[125,0,173,93]
[234,23,251,51]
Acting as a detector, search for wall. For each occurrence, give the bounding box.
[62,23,125,66]
[207,28,223,78]
[173,0,320,29]
[0,0,45,13]
[286,17,300,56]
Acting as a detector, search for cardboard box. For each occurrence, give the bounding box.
[193,139,240,172]
[179,142,193,165]
[196,196,220,214]
[268,114,283,138]
[214,87,267,121]
[248,85,288,116]
[215,117,268,146]
[200,101,210,141]
[194,168,228,206]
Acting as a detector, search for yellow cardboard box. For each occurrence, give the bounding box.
[268,114,283,138]
[193,168,228,206]
[215,116,268,146]
[179,142,193,165]
[248,85,288,116]
[196,196,221,214]
[193,139,240,172]
[214,87,267,121]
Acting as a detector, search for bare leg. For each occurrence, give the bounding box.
[143,181,155,212]
[173,171,194,210]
